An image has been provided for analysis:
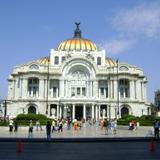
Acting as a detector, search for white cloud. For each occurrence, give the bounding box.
[101,39,135,55]
[112,3,160,38]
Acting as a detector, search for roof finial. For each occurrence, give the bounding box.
[74,22,81,38]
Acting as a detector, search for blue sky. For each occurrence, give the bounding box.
[0,0,160,102]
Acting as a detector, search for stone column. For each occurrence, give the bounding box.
[64,104,67,119]
[98,105,101,119]
[59,105,62,119]
[130,80,134,100]
[95,105,98,121]
[114,80,118,100]
[72,104,75,120]
[92,104,94,119]
[83,104,86,120]
[134,80,137,99]
[22,79,27,98]
[56,88,58,98]
[57,104,59,119]
[93,80,98,98]
[99,88,100,99]
[110,80,112,98]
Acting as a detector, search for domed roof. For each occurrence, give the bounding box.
[57,38,97,51]
[57,23,98,52]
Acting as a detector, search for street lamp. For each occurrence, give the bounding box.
[0,100,8,122]
[116,59,119,119]
[46,58,50,115]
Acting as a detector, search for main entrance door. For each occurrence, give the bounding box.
[75,105,83,120]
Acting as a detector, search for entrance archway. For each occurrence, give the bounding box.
[121,107,129,117]
[28,106,36,114]
[75,105,83,120]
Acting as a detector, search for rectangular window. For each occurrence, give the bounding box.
[100,88,104,95]
[106,88,108,98]
[77,87,80,95]
[82,87,86,96]
[54,56,59,64]
[71,87,75,97]
[53,87,56,97]
[33,87,37,96]
[62,56,65,63]
[120,88,124,98]
[29,87,32,96]
[97,57,101,65]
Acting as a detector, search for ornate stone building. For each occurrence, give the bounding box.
[7,23,150,120]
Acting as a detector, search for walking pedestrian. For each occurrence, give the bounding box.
[154,120,159,139]
[104,118,109,135]
[14,120,18,132]
[28,120,33,138]
[46,121,51,141]
[67,117,71,130]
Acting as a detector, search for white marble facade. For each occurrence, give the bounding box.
[7,24,150,120]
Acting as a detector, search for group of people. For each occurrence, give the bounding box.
[9,119,18,133]
[28,119,64,139]
[100,118,117,135]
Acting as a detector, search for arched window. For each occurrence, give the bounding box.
[119,79,130,98]
[28,106,36,114]
[121,107,129,117]
[29,64,39,70]
[28,78,39,97]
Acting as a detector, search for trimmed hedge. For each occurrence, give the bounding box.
[117,115,160,126]
[11,114,54,126]
[16,113,47,121]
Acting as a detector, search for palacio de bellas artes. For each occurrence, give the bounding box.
[7,23,150,120]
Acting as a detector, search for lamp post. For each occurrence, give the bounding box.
[116,59,119,119]
[0,100,7,122]
[46,59,50,115]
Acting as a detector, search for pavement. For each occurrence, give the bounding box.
[0,122,154,139]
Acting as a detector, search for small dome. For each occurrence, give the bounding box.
[56,22,98,52]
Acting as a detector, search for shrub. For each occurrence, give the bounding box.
[140,115,155,121]
[121,115,137,121]
[16,113,47,121]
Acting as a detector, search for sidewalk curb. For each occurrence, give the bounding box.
[0,137,158,143]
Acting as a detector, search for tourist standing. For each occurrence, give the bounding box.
[52,120,56,133]
[9,119,13,133]
[36,120,43,131]
[28,120,33,138]
[67,117,71,130]
[46,121,52,141]
[73,119,78,131]
[58,120,63,132]
[154,120,160,139]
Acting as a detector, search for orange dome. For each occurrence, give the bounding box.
[57,38,97,51]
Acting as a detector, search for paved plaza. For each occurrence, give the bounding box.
[0,122,154,138]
